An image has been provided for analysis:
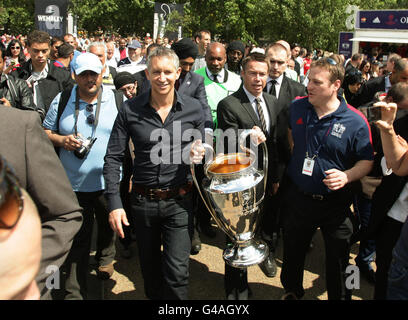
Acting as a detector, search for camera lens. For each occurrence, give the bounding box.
[74,146,87,159]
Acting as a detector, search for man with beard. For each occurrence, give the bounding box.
[43,53,119,299]
[226,40,245,75]
[171,38,213,254]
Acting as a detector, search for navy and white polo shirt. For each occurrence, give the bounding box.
[287,96,374,195]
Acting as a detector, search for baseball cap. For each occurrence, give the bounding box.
[74,52,103,75]
[128,40,142,49]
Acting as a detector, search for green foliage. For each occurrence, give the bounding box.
[0,0,35,34]
[0,0,406,51]
[69,0,154,36]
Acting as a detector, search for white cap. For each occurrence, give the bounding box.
[74,52,103,75]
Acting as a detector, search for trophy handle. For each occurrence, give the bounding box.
[190,142,218,226]
[239,129,268,193]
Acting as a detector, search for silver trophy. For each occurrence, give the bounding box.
[191,129,269,268]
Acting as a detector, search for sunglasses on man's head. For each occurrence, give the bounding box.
[86,104,95,125]
[0,156,24,235]
[326,58,337,66]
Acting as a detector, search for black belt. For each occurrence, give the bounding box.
[133,182,193,201]
[302,191,327,201]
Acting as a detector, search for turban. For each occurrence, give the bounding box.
[171,38,198,60]
[114,72,136,90]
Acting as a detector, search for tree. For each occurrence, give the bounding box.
[68,0,154,36]
[0,0,404,51]
[0,0,35,34]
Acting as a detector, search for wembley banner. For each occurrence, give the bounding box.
[154,2,184,40]
[35,0,68,37]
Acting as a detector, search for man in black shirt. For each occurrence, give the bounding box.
[103,47,205,300]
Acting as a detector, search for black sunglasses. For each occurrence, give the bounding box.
[0,156,24,234]
[86,104,95,125]
[11,46,20,50]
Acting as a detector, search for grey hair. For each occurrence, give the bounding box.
[87,41,107,55]
[394,58,408,74]
[147,46,179,72]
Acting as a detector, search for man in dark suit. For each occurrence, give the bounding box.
[259,42,307,277]
[171,38,213,130]
[217,52,284,299]
[0,105,83,299]
[171,38,214,254]
[354,58,408,108]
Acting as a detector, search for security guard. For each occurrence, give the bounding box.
[280,57,374,300]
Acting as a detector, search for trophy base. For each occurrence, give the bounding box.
[223,239,269,268]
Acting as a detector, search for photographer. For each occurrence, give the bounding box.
[43,53,118,299]
[376,100,408,299]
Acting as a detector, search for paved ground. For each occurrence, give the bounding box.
[100,225,375,300]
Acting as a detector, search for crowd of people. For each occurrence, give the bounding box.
[1,28,408,301]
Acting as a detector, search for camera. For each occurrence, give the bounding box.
[360,93,387,123]
[74,136,97,159]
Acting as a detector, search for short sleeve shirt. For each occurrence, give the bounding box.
[43,85,118,192]
[287,96,374,194]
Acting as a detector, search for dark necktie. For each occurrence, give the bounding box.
[269,79,277,97]
[255,97,267,134]
[212,74,219,83]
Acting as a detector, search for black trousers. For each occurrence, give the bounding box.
[280,182,354,300]
[223,192,278,300]
[64,190,116,300]
[374,216,403,300]
[224,235,249,300]
[131,190,194,300]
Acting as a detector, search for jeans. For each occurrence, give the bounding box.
[387,254,408,300]
[131,190,194,300]
[353,195,376,268]
[64,190,116,300]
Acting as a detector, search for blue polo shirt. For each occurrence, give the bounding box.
[287,96,374,195]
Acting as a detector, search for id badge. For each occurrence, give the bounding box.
[302,157,315,176]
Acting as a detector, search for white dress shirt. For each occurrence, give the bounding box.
[266,74,284,99]
[206,67,225,83]
[243,86,270,133]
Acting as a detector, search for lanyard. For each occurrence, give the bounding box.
[305,109,335,160]
[74,86,103,138]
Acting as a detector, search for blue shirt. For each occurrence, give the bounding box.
[43,85,118,192]
[287,96,374,195]
[69,50,81,73]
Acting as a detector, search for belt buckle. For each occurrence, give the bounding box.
[147,188,157,200]
[312,194,324,201]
